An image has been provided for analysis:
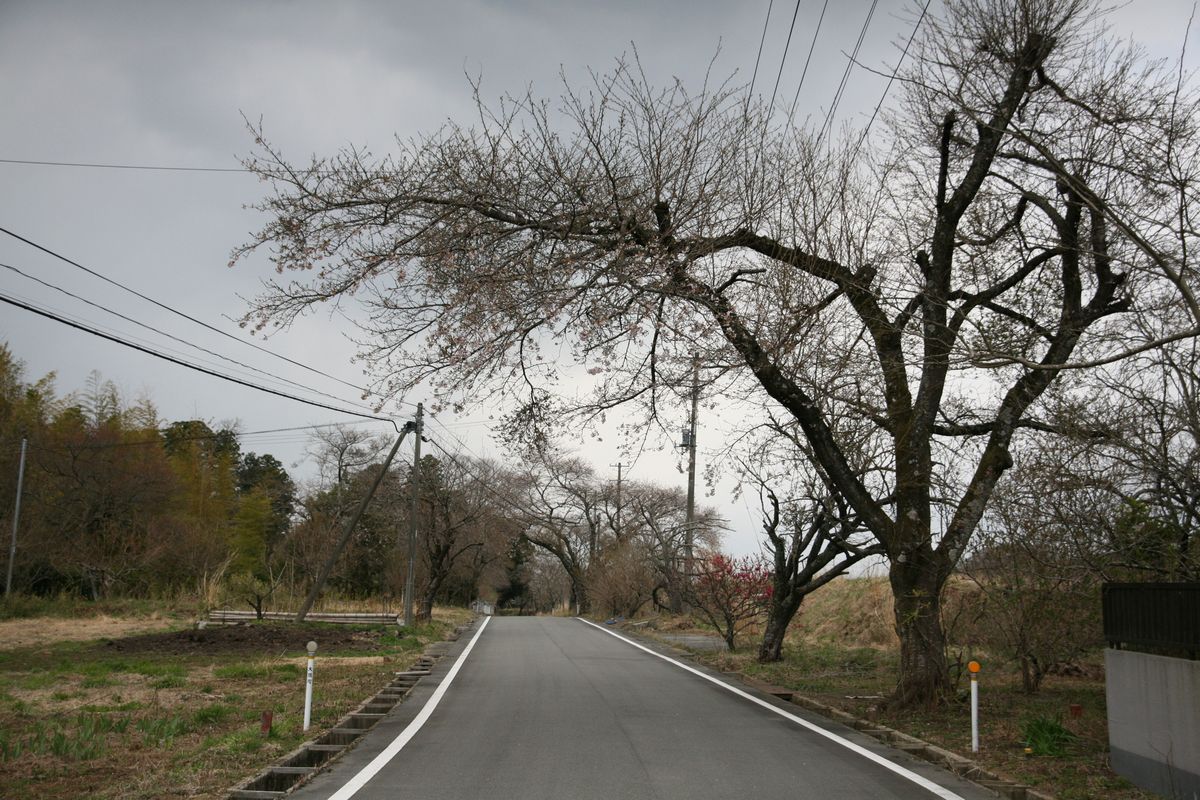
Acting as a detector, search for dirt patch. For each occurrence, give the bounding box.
[101,622,394,657]
[0,614,180,650]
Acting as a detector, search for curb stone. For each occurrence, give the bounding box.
[621,624,1055,800]
[783,691,1055,800]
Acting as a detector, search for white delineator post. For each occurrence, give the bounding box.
[968,660,981,752]
[303,640,317,732]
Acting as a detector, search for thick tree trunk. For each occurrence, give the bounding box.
[1020,653,1043,693]
[418,589,435,622]
[419,567,448,622]
[889,557,950,707]
[758,591,804,663]
[570,575,590,616]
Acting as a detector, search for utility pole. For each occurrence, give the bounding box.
[684,354,699,580]
[5,438,27,597]
[297,427,411,622]
[611,463,623,538]
[403,403,423,628]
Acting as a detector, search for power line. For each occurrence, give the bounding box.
[0,225,384,402]
[0,158,247,173]
[746,0,776,103]
[786,0,831,122]
[816,0,880,147]
[0,291,398,426]
[766,0,804,119]
[852,0,931,158]
[0,261,382,414]
[423,434,542,522]
[2,420,384,453]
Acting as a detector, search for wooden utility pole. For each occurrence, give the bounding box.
[684,354,699,579]
[403,403,423,628]
[296,427,410,622]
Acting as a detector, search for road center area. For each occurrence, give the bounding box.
[293,616,994,800]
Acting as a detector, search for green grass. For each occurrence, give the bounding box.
[152,675,187,689]
[1021,714,1077,757]
[0,716,111,762]
[0,601,469,798]
[126,660,186,679]
[212,663,267,680]
[135,714,191,745]
[213,662,301,681]
[79,700,143,713]
[14,671,62,690]
[191,704,233,727]
[80,675,117,688]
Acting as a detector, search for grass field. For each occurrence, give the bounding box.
[0,599,470,799]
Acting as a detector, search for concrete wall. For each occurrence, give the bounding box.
[1106,648,1200,799]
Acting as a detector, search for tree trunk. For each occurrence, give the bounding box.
[1020,653,1043,693]
[758,591,804,663]
[419,568,446,622]
[569,574,590,616]
[666,566,685,614]
[889,557,950,707]
[418,591,435,622]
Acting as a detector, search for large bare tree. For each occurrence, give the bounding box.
[236,0,1200,704]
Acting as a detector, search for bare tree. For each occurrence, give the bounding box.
[236,1,1200,704]
[753,479,882,663]
[412,452,509,620]
[1098,341,1200,578]
[306,425,391,514]
[962,474,1104,693]
[625,482,720,612]
[511,454,606,615]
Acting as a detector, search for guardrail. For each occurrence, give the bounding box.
[207,609,401,625]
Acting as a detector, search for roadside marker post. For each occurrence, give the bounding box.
[968,660,981,752]
[303,641,317,732]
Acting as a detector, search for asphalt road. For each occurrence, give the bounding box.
[291,616,995,800]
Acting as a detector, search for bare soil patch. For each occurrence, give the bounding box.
[101,622,394,657]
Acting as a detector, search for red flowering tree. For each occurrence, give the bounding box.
[687,552,772,652]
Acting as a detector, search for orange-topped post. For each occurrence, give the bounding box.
[968,660,981,752]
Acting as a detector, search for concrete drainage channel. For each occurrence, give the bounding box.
[225,626,468,800]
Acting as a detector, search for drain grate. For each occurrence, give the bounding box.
[225,641,453,798]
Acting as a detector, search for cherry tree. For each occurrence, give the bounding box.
[236,0,1200,704]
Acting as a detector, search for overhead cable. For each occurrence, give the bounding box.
[816,0,881,147]
[0,157,247,173]
[0,225,382,402]
[786,0,831,123]
[766,0,804,119]
[0,291,397,425]
[1,420,384,453]
[0,261,380,414]
[852,0,932,158]
[746,0,776,104]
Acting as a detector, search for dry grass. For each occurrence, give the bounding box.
[0,606,472,799]
[0,613,182,650]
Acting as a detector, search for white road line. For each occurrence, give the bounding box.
[578,618,968,800]
[326,616,492,800]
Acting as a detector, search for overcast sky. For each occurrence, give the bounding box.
[0,0,1193,555]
